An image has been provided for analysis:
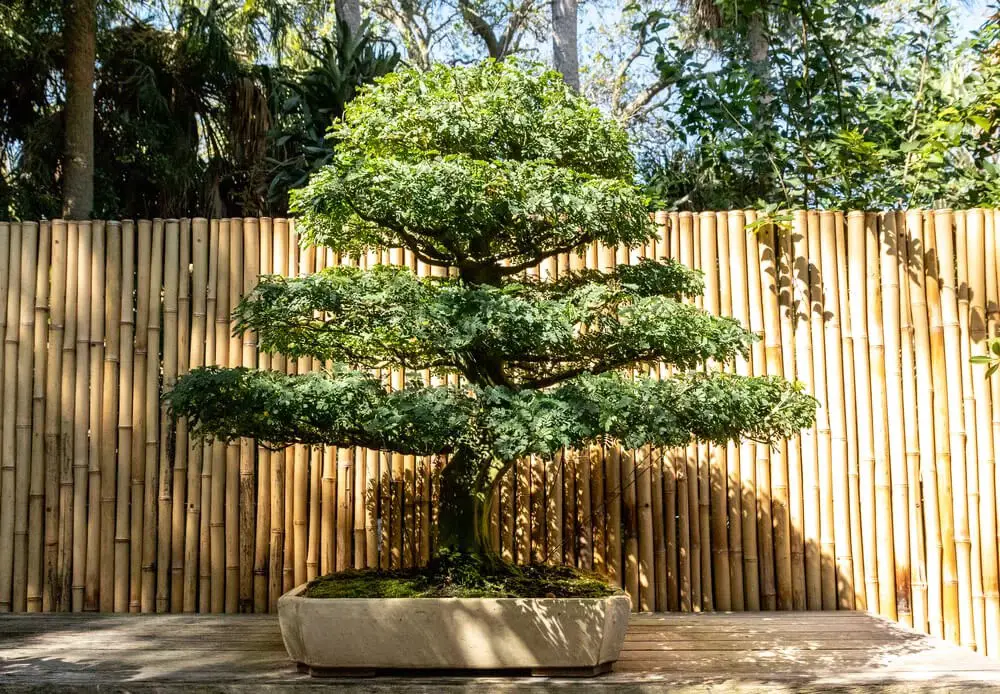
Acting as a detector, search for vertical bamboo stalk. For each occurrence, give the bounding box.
[129,221,150,612]
[717,212,744,611]
[966,209,997,654]
[142,220,163,613]
[115,222,135,613]
[226,220,243,612]
[805,211,836,611]
[819,211,854,610]
[57,223,77,613]
[898,211,927,632]
[27,222,50,612]
[156,220,179,613]
[955,212,986,649]
[185,218,209,612]
[880,212,912,625]
[699,211,728,611]
[836,213,865,611]
[743,212,771,611]
[169,221,190,612]
[0,221,17,612]
[726,212,757,611]
[909,211,942,636]
[865,212,897,621]
[925,210,962,643]
[308,246,323,577]
[100,222,121,612]
[200,220,219,612]
[12,223,38,612]
[84,222,104,612]
[636,445,655,611]
[780,215,806,611]
[562,446,575,567]
[759,217,791,610]
[933,209,974,648]
[44,221,66,611]
[679,213,701,610]
[546,451,563,566]
[847,212,879,613]
[336,431,352,572]
[252,218,271,610]
[241,219,259,608]
[268,220,287,611]
[70,221,91,612]
[211,220,230,612]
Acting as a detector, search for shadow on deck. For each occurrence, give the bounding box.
[2,611,999,691]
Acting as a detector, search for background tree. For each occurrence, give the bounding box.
[168,61,816,560]
[62,0,95,218]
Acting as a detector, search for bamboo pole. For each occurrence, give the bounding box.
[933,209,974,648]
[129,221,150,612]
[925,210,962,643]
[993,209,1000,653]
[636,445,655,611]
[866,212,897,621]
[268,220,288,611]
[955,211,986,649]
[910,210,943,637]
[241,218,259,608]
[898,211,928,633]
[716,212,744,611]
[725,212,756,611]
[100,222,121,612]
[878,213,911,624]
[819,212,854,610]
[252,218,271,610]
[156,220,179,613]
[226,219,243,611]
[12,223,38,612]
[84,222,104,612]
[142,220,163,613]
[835,213,866,611]
[0,222,15,613]
[790,210,818,610]
[292,233,309,580]
[169,221,191,612]
[562,446,576,567]
[185,218,209,612]
[699,211,729,611]
[805,211,835,610]
[546,450,563,566]
[69,221,91,612]
[307,247,322,578]
[966,209,998,655]
[678,213,700,610]
[759,218,791,610]
[743,211,771,611]
[43,221,67,611]
[775,216,805,611]
[56,223,78,613]
[847,212,879,613]
[26,222,50,612]
[211,219,230,612]
[201,219,219,612]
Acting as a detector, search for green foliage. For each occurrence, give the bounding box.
[232,261,744,385]
[639,0,999,210]
[168,367,816,461]
[291,61,653,269]
[171,62,816,555]
[304,552,618,598]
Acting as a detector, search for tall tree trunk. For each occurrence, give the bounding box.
[62,0,96,220]
[551,0,579,91]
[335,0,362,37]
[436,446,494,558]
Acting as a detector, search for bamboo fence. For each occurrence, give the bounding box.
[1,210,1000,656]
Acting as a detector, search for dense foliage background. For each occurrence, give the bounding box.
[0,0,997,220]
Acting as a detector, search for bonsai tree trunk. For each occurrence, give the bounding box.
[436,446,496,558]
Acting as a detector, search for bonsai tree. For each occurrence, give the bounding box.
[169,61,816,566]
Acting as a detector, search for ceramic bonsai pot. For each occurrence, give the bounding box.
[277,584,631,677]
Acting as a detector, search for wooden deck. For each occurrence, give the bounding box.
[2,611,1000,692]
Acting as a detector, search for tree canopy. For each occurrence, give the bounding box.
[168,61,816,557]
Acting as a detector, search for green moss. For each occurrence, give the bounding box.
[304,553,619,599]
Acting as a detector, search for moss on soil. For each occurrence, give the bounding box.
[304,552,619,599]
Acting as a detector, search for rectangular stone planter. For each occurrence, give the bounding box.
[277,584,631,676]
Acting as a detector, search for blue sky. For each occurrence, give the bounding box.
[959,0,993,36]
